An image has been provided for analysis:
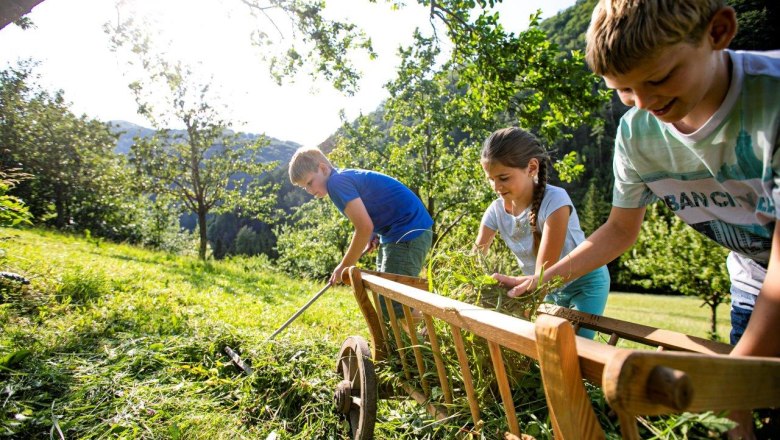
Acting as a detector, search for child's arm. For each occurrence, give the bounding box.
[535,206,570,276]
[507,206,645,296]
[330,197,374,285]
[731,224,780,357]
[495,206,570,295]
[475,224,497,254]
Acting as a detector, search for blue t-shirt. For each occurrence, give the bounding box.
[327,168,433,243]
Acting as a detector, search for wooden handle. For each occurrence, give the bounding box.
[646,366,692,411]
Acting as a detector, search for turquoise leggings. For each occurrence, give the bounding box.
[544,265,610,339]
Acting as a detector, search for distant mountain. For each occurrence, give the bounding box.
[107,120,301,164]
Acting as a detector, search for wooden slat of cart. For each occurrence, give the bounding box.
[359,273,616,382]
[347,269,387,361]
[488,341,520,437]
[535,315,607,439]
[424,312,453,405]
[450,323,481,427]
[402,304,430,398]
[384,295,412,381]
[538,304,731,354]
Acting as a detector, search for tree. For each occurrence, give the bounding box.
[234,225,264,256]
[237,0,376,94]
[619,203,731,340]
[0,61,141,240]
[275,199,353,279]
[578,177,611,236]
[108,23,279,260]
[729,0,780,51]
[329,10,608,248]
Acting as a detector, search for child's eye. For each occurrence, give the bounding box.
[649,70,672,86]
[648,76,669,86]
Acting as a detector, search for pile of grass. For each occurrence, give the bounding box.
[414,243,735,439]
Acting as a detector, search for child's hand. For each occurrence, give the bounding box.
[363,235,379,254]
[491,273,521,288]
[492,273,537,297]
[330,264,346,285]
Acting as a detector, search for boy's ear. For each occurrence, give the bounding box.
[708,6,737,50]
[318,161,331,176]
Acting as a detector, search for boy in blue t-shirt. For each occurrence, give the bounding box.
[503,1,778,436]
[288,147,433,295]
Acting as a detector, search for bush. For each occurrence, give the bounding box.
[275,200,351,280]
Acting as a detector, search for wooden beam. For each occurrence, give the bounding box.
[538,304,732,354]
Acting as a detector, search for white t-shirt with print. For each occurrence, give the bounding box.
[481,184,586,276]
[612,50,780,299]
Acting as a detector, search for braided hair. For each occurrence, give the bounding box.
[481,127,551,253]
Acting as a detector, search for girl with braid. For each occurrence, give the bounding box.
[475,127,610,339]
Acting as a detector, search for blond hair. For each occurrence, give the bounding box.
[288,146,333,184]
[585,0,725,75]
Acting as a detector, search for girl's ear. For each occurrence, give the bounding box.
[527,158,540,174]
[708,6,737,50]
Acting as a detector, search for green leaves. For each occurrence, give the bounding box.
[0,62,139,238]
[240,0,376,94]
[552,151,585,183]
[0,169,32,228]
[0,349,31,371]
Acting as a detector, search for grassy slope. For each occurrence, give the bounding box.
[0,228,365,439]
[0,228,733,438]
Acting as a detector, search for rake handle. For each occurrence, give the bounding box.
[267,281,333,340]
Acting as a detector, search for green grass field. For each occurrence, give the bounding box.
[604,292,731,344]
[0,228,736,439]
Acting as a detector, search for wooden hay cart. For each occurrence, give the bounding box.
[333,268,780,439]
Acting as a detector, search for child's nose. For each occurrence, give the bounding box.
[630,88,657,110]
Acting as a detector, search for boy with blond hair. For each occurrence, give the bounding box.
[288,146,433,316]
[496,1,779,436]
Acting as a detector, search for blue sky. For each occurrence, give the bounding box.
[0,0,576,147]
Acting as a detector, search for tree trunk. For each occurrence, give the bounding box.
[709,300,718,341]
[197,206,208,260]
[54,185,67,229]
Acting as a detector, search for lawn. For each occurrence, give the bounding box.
[604,292,731,344]
[0,227,736,439]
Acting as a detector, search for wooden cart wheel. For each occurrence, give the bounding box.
[334,336,377,440]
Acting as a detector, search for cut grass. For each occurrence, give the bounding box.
[0,227,738,439]
[1,228,363,439]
